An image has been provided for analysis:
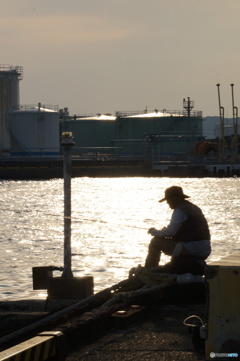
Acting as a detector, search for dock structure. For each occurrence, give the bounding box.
[0,281,207,361]
[1,253,240,360]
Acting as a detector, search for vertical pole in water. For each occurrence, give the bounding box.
[61,132,74,278]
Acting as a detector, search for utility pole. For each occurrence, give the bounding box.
[230,84,238,163]
[216,84,225,162]
[61,132,74,278]
[36,132,94,301]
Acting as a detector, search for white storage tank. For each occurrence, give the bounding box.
[7,103,60,157]
[0,65,23,153]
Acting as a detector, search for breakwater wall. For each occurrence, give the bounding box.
[0,158,240,179]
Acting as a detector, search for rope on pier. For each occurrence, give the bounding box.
[100,281,175,309]
[0,281,118,349]
[0,270,177,350]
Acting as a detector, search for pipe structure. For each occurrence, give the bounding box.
[216,84,225,162]
[183,97,194,117]
[61,132,74,278]
[230,84,239,163]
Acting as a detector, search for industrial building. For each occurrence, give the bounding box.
[60,111,116,155]
[0,64,60,157]
[114,105,203,161]
[0,65,23,154]
[60,98,205,162]
[0,64,239,178]
[7,104,60,157]
[0,64,207,163]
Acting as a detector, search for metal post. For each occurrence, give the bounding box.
[61,132,74,278]
[183,97,194,117]
[231,83,238,163]
[216,84,225,162]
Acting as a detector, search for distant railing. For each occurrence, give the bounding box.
[9,104,59,112]
[115,109,202,117]
[182,110,202,117]
[0,147,60,159]
[0,64,23,80]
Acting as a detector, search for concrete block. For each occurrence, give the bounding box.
[32,267,53,290]
[205,265,240,359]
[47,276,94,300]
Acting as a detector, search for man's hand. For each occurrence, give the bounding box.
[148,228,158,236]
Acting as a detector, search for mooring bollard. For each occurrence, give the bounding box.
[61,132,74,278]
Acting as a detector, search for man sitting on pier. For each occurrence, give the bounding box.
[145,186,211,275]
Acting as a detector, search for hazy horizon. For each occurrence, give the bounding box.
[2,0,240,117]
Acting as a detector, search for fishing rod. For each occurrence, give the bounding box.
[64,216,149,230]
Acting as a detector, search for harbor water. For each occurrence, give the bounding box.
[1,177,240,300]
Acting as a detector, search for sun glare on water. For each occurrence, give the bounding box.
[0,177,240,299]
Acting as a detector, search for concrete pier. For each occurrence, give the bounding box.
[0,284,207,361]
[65,303,206,361]
[2,253,240,360]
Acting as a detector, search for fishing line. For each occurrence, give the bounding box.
[34,212,149,230]
[47,212,150,230]
[0,207,149,230]
[64,216,149,230]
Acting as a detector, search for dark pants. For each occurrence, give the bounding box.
[144,236,189,268]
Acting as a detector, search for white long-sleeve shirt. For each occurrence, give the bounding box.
[150,208,211,259]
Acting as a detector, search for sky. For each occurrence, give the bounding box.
[1,0,240,117]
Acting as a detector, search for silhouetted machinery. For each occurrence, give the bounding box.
[195,140,218,157]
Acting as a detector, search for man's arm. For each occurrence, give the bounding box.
[148,208,188,237]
